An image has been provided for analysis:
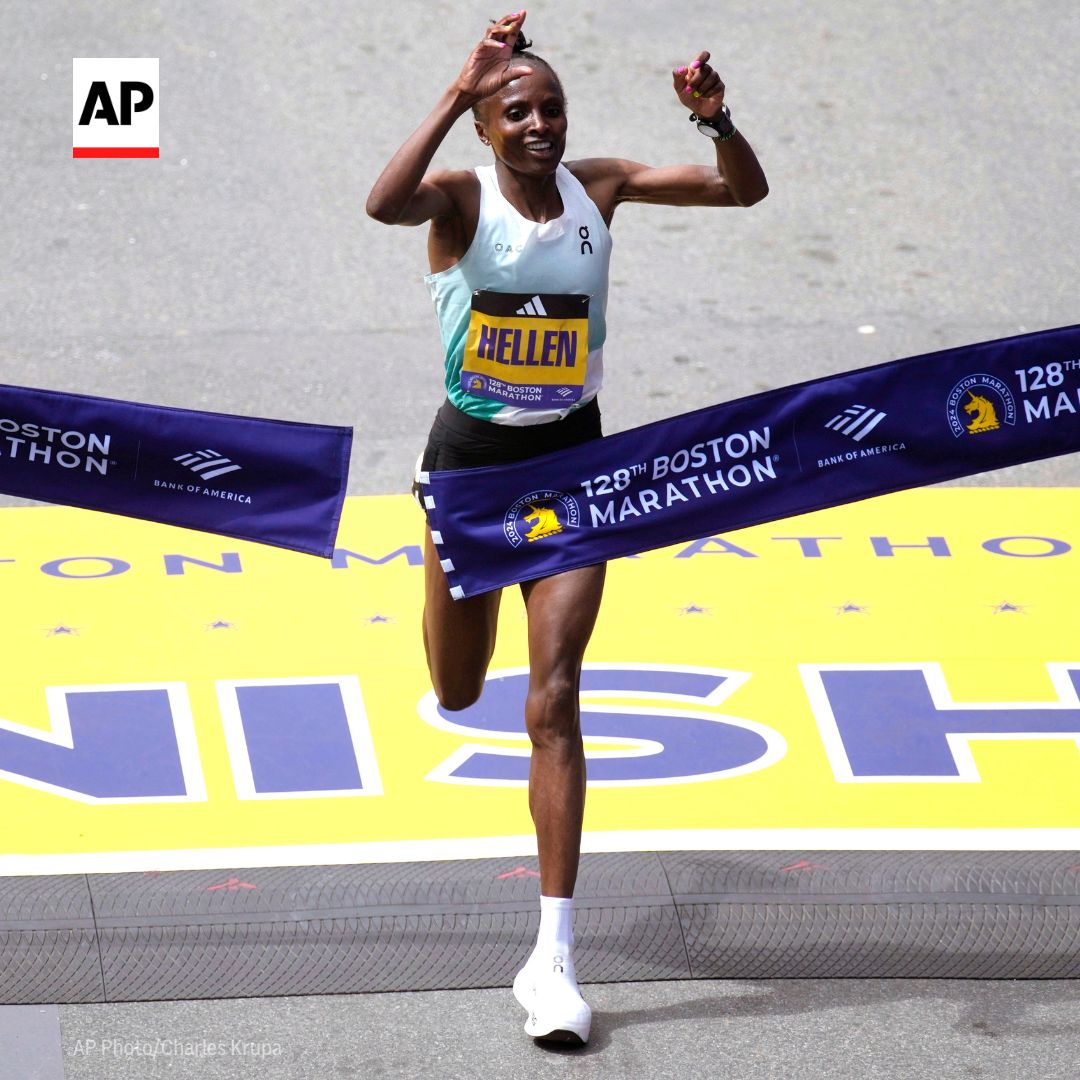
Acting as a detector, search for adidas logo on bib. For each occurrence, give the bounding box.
[516,296,548,317]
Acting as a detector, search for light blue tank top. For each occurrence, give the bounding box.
[425,163,612,425]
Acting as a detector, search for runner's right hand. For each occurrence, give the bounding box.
[453,11,534,104]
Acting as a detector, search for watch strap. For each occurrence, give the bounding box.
[691,104,735,140]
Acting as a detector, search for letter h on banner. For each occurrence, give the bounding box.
[802,663,1080,781]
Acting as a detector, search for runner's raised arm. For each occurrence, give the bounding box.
[365,12,534,226]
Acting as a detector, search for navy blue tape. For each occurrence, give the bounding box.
[0,383,352,557]
[422,324,1080,597]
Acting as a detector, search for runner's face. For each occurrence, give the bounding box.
[477,70,567,175]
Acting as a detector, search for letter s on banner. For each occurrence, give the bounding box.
[418,664,785,786]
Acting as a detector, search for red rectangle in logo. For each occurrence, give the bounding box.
[72,58,159,158]
[72,147,160,158]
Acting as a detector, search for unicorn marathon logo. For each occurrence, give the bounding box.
[503,489,580,548]
[946,374,1016,438]
[964,392,1000,433]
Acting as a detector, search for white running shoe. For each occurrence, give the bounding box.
[513,957,592,1046]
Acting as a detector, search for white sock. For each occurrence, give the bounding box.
[532,895,576,982]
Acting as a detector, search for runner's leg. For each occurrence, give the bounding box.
[520,562,607,897]
[422,528,502,710]
[512,561,605,1044]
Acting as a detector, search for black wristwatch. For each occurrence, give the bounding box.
[691,103,735,141]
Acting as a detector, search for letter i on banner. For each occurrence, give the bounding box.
[73,58,159,158]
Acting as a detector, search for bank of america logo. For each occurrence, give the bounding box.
[173,448,242,480]
[516,295,548,317]
[825,405,887,442]
[555,387,575,398]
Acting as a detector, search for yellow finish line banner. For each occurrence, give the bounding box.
[0,489,1077,874]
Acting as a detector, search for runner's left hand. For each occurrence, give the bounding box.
[672,51,725,118]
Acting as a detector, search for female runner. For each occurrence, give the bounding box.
[366,10,767,1045]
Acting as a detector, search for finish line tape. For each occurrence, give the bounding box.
[0,383,352,556]
[423,325,1080,597]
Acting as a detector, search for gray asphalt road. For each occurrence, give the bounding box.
[2,0,1077,502]
[5,979,1080,1080]
[2,2,1079,1077]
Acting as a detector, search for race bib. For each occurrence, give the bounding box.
[461,291,590,408]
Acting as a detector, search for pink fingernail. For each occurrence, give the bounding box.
[691,59,702,69]
[676,66,687,74]
[684,83,693,93]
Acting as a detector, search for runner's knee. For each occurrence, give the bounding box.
[422,601,498,712]
[430,670,486,712]
[525,675,581,749]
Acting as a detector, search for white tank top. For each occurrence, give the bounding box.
[425,163,613,425]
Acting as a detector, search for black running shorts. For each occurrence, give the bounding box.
[420,397,602,473]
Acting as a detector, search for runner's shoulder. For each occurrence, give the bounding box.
[424,168,480,220]
[565,157,642,184]
[565,158,643,222]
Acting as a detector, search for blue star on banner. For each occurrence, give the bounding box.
[206,620,235,630]
[678,604,711,616]
[46,625,78,636]
[364,614,393,624]
[836,602,868,615]
[991,601,1027,615]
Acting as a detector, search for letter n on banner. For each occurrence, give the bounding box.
[0,684,203,803]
